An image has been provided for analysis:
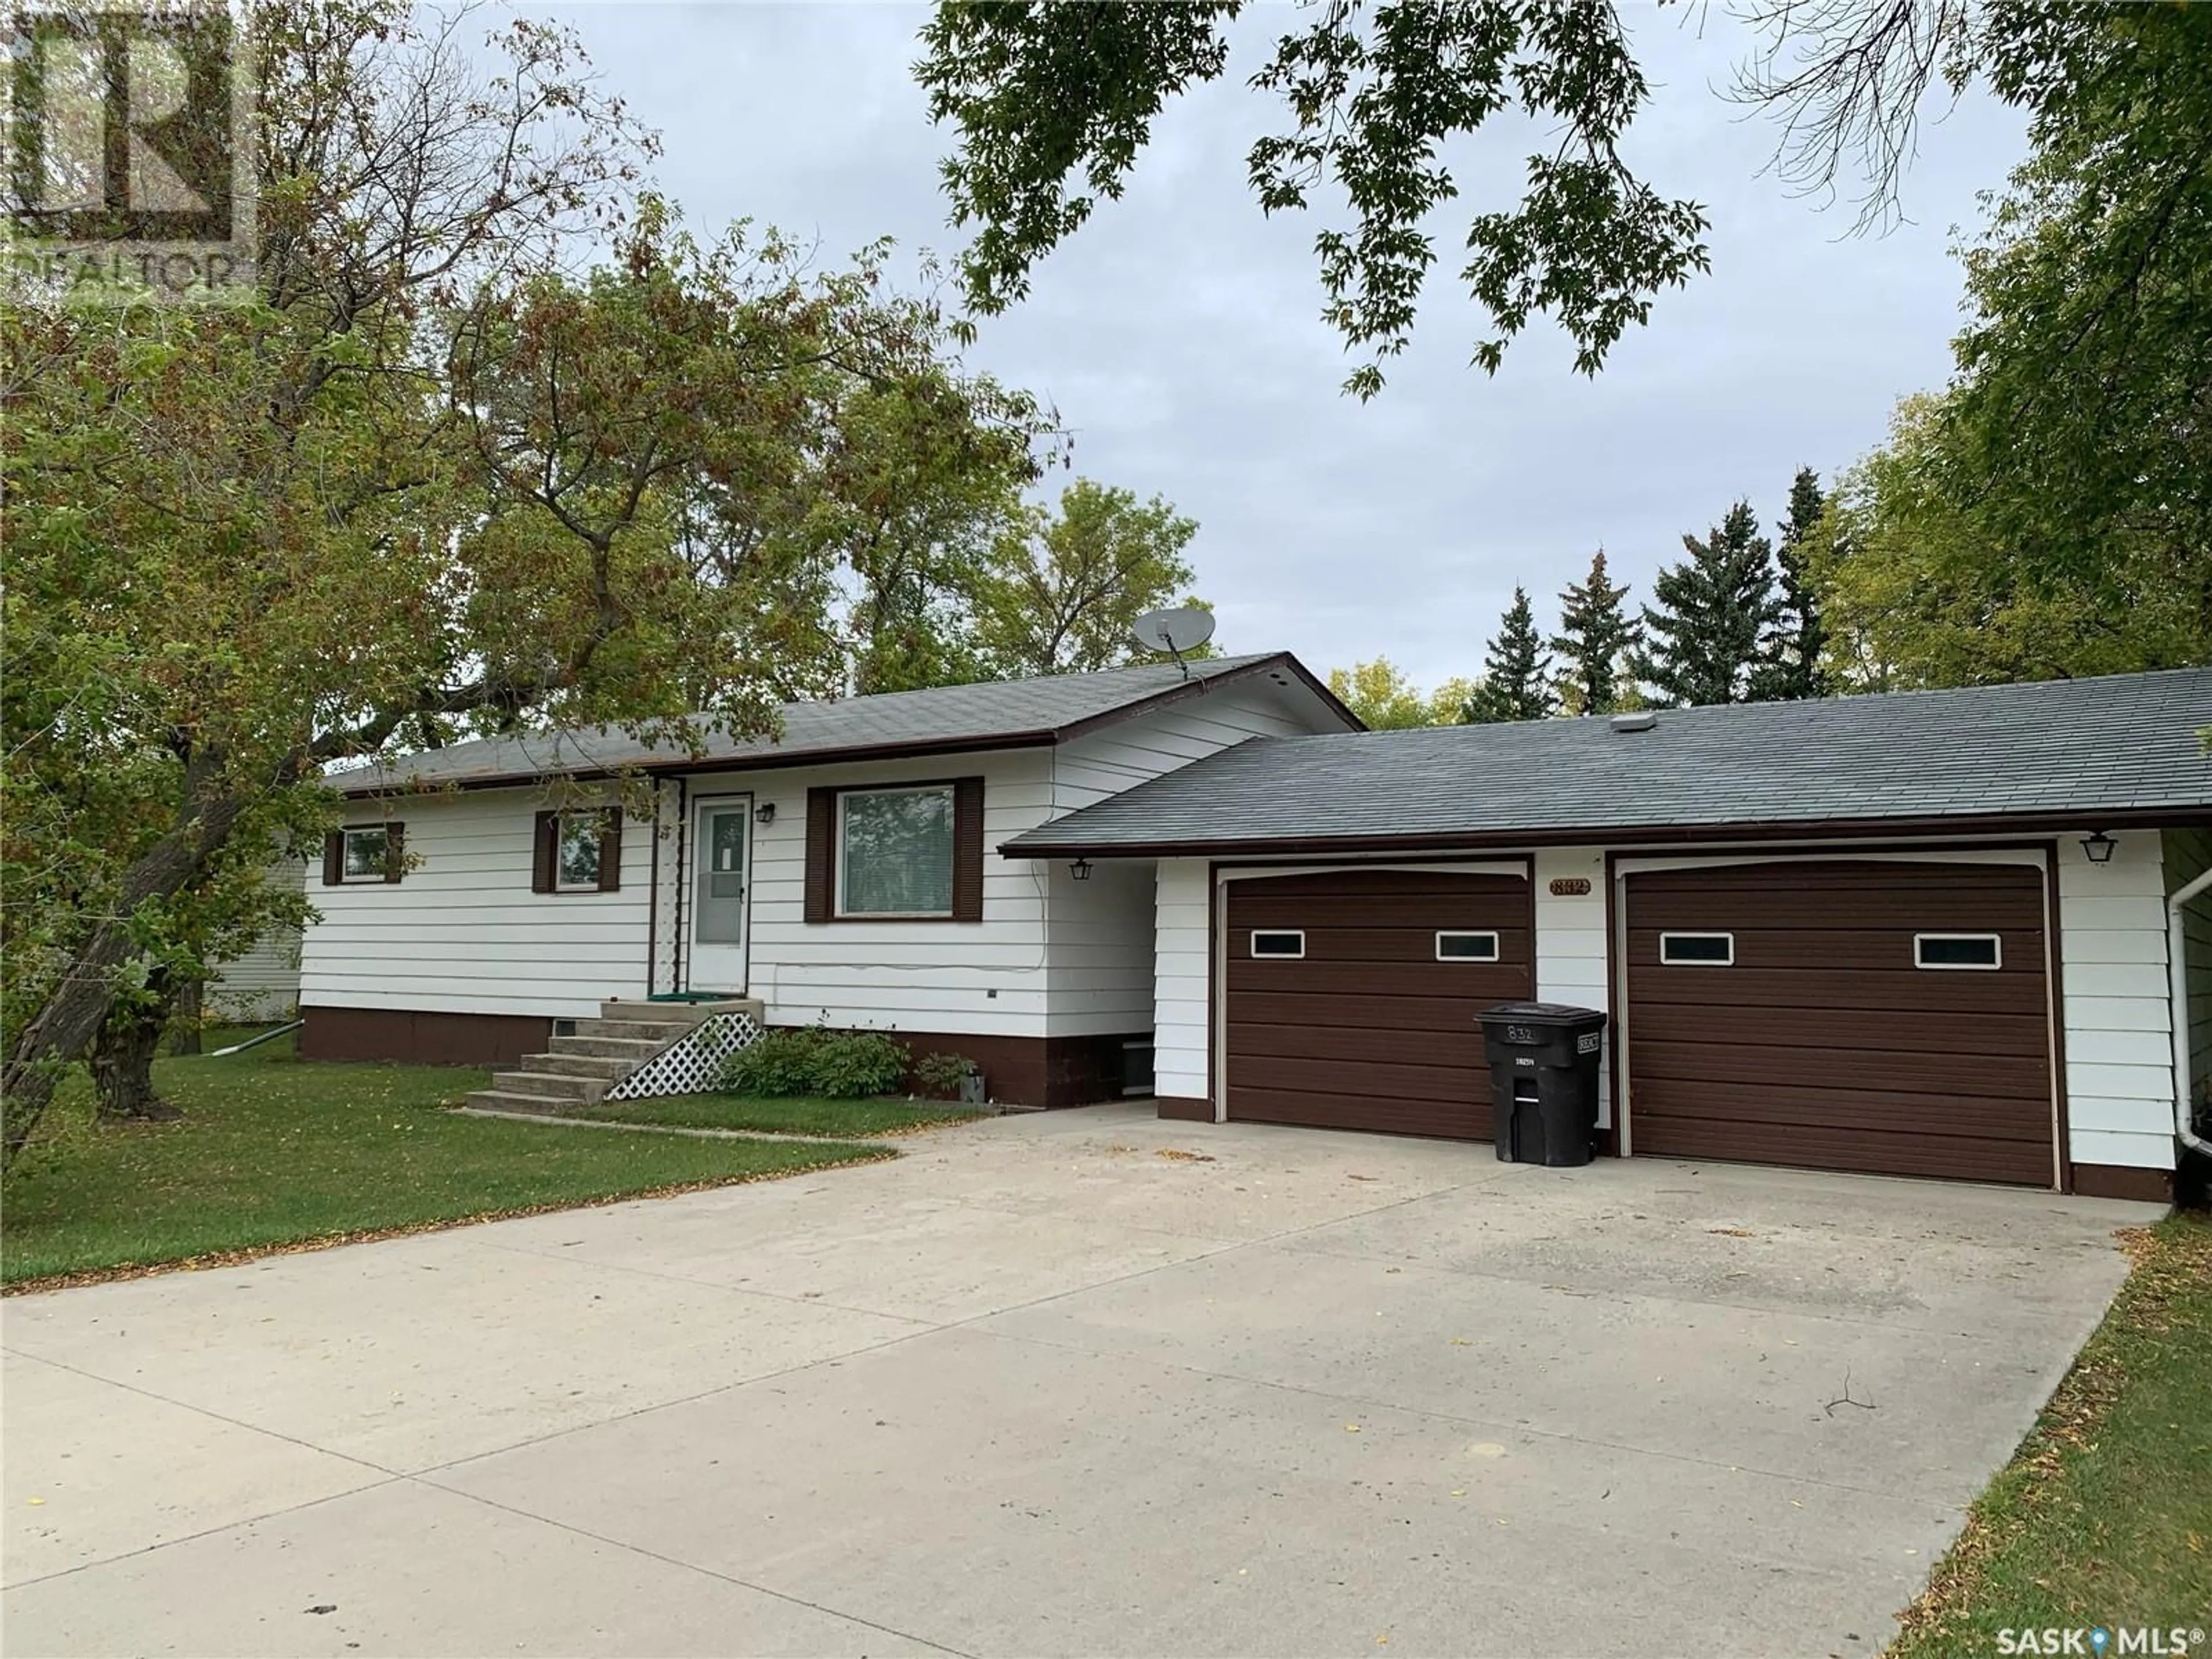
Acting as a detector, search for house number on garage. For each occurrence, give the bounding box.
[1548,877,1592,896]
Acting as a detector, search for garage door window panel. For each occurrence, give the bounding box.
[1434,931,1500,961]
[1915,934,2002,970]
[1249,930,1306,959]
[1659,932,1734,965]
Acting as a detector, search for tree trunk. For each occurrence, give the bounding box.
[2,776,249,1162]
[171,980,204,1055]
[90,996,183,1124]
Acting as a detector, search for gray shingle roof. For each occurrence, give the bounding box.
[334,654,1310,796]
[1002,667,2212,855]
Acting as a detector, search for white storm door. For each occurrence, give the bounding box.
[689,796,752,993]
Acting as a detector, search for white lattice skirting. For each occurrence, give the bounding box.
[603,1012,762,1101]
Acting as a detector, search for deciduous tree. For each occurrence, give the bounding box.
[975,481,1207,677]
[1325,659,1475,730]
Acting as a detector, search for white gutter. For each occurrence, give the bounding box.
[2169,865,2212,1160]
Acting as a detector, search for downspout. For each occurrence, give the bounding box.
[2168,865,2212,1159]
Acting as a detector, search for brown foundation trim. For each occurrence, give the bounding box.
[2070,1162,2175,1203]
[1156,1096,1213,1122]
[772,1028,1149,1109]
[300,1005,552,1068]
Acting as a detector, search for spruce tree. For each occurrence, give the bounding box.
[1631,501,1779,706]
[1463,586,1555,723]
[1550,549,1639,714]
[1751,467,1830,700]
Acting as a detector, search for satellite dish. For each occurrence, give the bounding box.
[1131,607,1217,682]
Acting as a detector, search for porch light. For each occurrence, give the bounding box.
[754,802,777,826]
[2080,831,2117,865]
[1070,858,1094,882]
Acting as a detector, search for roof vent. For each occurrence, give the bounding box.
[1609,711,1658,734]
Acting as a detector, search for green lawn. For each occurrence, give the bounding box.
[578,1093,990,1138]
[1,1036,888,1289]
[1889,1211,2212,1655]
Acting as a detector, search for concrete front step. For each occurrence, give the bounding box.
[588,1019,699,1044]
[463,1088,582,1116]
[597,997,764,1027]
[491,1069,608,1104]
[524,1051,635,1082]
[546,1033,665,1061]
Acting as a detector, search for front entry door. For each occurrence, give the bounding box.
[689,796,751,993]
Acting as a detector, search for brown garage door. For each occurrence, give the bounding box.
[1225,869,1533,1138]
[1623,860,2056,1185]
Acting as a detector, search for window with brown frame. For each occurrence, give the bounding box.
[532,810,622,895]
[804,778,984,923]
[322,823,405,885]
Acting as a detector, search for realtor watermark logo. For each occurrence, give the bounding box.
[3,0,255,304]
[1998,1629,2205,1656]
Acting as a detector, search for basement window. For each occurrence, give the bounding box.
[1915,934,2002,971]
[1435,931,1500,961]
[1660,932,1734,967]
[1249,930,1306,959]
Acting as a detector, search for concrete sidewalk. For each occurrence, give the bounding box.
[1,1104,2162,1657]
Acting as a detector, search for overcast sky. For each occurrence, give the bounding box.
[541,2,2026,688]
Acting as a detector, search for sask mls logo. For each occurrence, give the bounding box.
[3,0,256,301]
[1999,1629,2203,1656]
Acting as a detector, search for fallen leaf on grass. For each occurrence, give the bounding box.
[1156,1149,1216,1163]
[1709,1226,1755,1237]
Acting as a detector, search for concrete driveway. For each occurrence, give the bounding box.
[2,1104,2162,1658]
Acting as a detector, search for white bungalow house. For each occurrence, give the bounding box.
[304,657,2212,1202]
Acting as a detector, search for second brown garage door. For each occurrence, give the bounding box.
[1224,869,1533,1138]
[1623,859,2057,1185]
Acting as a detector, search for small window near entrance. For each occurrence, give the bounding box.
[1435,931,1499,961]
[1916,933,2001,970]
[1249,930,1305,959]
[554,815,604,891]
[1660,932,1734,966]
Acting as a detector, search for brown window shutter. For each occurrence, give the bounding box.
[382,821,405,883]
[597,810,622,893]
[532,812,556,893]
[951,777,985,922]
[321,830,343,886]
[804,787,836,923]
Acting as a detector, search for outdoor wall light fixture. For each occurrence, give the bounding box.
[1070,858,1094,882]
[754,802,777,826]
[2081,830,2116,864]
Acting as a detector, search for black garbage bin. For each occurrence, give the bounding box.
[1478,1002,1607,1167]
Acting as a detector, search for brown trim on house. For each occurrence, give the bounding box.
[1601,849,1623,1158]
[646,784,662,998]
[2043,840,2075,1193]
[2070,1162,2175,1203]
[672,776,689,991]
[1157,1096,1213,1122]
[951,777,985,922]
[770,1027,1146,1109]
[299,1005,551,1068]
[1004,806,2212,862]
[1206,858,1219,1119]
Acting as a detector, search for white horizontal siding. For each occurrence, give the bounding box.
[1036,678,1352,1039]
[2058,830,2175,1172]
[1154,858,1213,1104]
[300,787,655,1020]
[683,751,1057,1039]
[1533,847,1611,1125]
[2166,827,2212,1126]
[207,860,306,1021]
[1051,675,1344,810]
